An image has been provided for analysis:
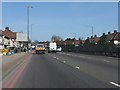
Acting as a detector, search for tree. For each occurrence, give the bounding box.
[79,37,81,40]
[51,35,63,42]
[65,38,71,41]
[72,38,76,41]
[34,40,39,44]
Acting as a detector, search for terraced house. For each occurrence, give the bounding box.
[0,29,3,50]
[0,27,17,51]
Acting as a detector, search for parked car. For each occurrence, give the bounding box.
[57,47,62,52]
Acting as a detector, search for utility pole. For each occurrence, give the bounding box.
[31,24,33,43]
[92,26,94,37]
[27,6,33,49]
[27,7,29,42]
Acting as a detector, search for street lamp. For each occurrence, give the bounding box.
[31,24,33,43]
[27,6,33,48]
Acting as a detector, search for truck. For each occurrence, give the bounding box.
[48,42,57,53]
[35,44,45,54]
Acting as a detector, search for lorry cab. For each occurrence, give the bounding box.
[35,44,45,54]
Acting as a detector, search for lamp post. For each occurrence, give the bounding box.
[31,24,33,43]
[27,6,33,49]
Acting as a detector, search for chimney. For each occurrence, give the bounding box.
[114,30,117,33]
[103,33,105,36]
[91,36,93,38]
[108,32,111,34]
[5,27,9,30]
[94,35,97,37]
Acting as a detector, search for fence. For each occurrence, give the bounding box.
[62,44,120,57]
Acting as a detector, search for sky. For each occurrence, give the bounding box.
[2,2,118,41]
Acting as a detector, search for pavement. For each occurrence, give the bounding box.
[2,52,29,79]
[2,52,27,65]
[2,52,119,88]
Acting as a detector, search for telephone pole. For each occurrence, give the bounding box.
[92,26,93,37]
[27,6,33,48]
[31,24,33,43]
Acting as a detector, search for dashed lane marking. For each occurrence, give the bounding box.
[110,82,120,88]
[53,57,56,58]
[79,56,85,58]
[75,66,80,69]
[63,61,66,63]
[104,60,110,62]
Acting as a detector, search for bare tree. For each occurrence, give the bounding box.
[34,40,39,44]
[51,35,63,42]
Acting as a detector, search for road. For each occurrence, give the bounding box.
[2,52,119,88]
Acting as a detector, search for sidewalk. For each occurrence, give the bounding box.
[2,52,28,65]
[2,52,29,78]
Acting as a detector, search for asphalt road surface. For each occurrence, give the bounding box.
[2,52,119,88]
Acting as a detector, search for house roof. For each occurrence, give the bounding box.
[105,31,120,41]
[74,40,85,44]
[85,37,100,43]
[112,32,120,40]
[64,40,74,45]
[3,29,16,39]
[106,33,115,41]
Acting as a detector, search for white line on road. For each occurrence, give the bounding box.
[63,61,66,63]
[110,82,120,87]
[104,60,110,62]
[79,56,85,58]
[75,66,80,69]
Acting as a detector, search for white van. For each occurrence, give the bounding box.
[48,42,57,53]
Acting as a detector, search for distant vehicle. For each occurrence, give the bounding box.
[35,44,45,54]
[57,46,62,52]
[48,42,57,53]
[31,45,36,49]
[31,45,36,54]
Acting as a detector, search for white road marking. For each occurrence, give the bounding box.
[63,61,66,63]
[104,60,110,62]
[53,57,57,59]
[75,66,80,69]
[110,82,120,87]
[56,58,59,60]
[79,56,85,58]
[107,57,113,58]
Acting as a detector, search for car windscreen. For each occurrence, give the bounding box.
[37,45,44,48]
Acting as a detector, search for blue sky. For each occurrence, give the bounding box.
[2,2,118,41]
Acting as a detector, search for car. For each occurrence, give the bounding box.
[57,47,62,52]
